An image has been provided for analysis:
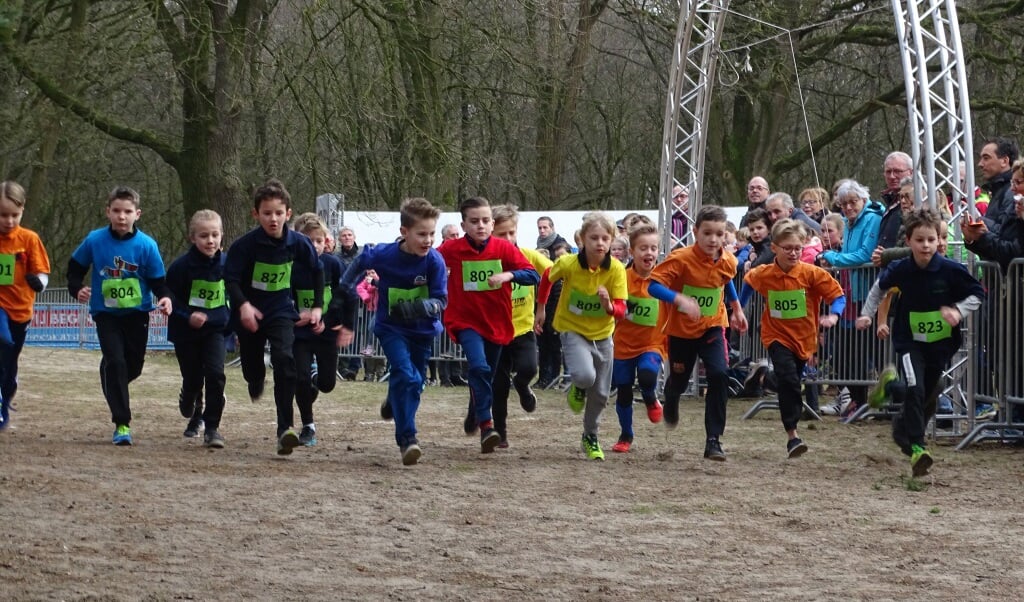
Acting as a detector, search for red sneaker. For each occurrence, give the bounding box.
[611,439,632,453]
[646,400,664,424]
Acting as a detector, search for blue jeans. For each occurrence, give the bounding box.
[456,329,502,426]
[378,330,433,448]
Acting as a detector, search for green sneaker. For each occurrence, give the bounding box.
[567,384,586,414]
[580,433,604,461]
[112,425,133,446]
[277,429,300,456]
[910,444,933,477]
[868,365,898,409]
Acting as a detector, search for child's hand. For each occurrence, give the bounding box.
[334,326,355,348]
[870,245,884,267]
[596,286,613,312]
[941,305,962,327]
[239,302,262,333]
[819,314,839,329]
[312,319,326,335]
[730,308,748,333]
[533,307,547,335]
[77,287,91,303]
[295,309,313,326]
[310,307,322,328]
[189,311,208,329]
[156,297,173,316]
[487,271,514,288]
[876,323,890,339]
[675,294,700,320]
[855,316,872,330]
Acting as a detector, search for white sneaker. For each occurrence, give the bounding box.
[820,387,852,416]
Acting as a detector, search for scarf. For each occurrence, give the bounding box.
[537,232,558,250]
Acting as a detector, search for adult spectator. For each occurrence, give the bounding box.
[876,151,914,249]
[739,176,770,227]
[334,226,361,271]
[963,158,1024,272]
[765,191,821,234]
[798,187,828,224]
[536,216,568,252]
[441,223,461,241]
[976,137,1019,233]
[671,184,690,245]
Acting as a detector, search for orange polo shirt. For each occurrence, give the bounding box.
[614,266,668,360]
[0,226,51,322]
[743,261,844,360]
[649,245,736,339]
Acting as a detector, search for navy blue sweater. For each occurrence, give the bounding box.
[166,245,230,343]
[224,224,322,323]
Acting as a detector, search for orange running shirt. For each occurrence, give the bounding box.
[613,266,668,360]
[649,245,737,339]
[0,226,51,322]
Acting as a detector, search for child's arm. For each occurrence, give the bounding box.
[855,279,885,330]
[533,266,554,334]
[66,257,91,303]
[875,290,894,338]
[647,280,700,320]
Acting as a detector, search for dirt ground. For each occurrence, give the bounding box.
[1,347,1022,601]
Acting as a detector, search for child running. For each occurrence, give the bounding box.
[483,204,552,448]
[340,198,447,465]
[648,205,747,461]
[741,219,845,457]
[610,222,667,453]
[0,181,51,430]
[67,186,173,445]
[534,212,627,461]
[856,208,984,476]
[290,212,354,447]
[224,179,323,456]
[166,210,229,447]
[438,197,539,454]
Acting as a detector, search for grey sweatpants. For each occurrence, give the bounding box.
[560,331,613,436]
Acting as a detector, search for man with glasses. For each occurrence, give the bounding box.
[877,152,914,249]
[740,176,771,227]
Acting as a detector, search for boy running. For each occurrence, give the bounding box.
[224,179,323,456]
[648,205,747,461]
[67,186,173,445]
[340,198,447,465]
[438,197,539,453]
[0,181,51,430]
[741,219,845,457]
[856,208,984,476]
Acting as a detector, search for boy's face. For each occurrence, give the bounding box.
[631,233,659,274]
[400,218,437,256]
[694,219,727,258]
[253,197,291,238]
[106,198,141,235]
[553,245,568,259]
[0,197,24,235]
[492,219,518,245]
[908,224,939,267]
[771,234,803,271]
[462,207,493,244]
[307,230,327,255]
[748,220,768,243]
[610,242,628,262]
[937,221,949,255]
[190,219,223,258]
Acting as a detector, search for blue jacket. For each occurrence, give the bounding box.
[166,246,230,343]
[821,201,884,301]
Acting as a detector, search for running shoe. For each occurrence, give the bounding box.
[567,384,586,414]
[401,442,422,466]
[663,397,680,428]
[868,365,898,409]
[299,425,317,447]
[203,429,225,449]
[480,427,501,453]
[276,429,300,455]
[786,437,808,458]
[703,438,726,461]
[520,389,537,413]
[646,400,663,424]
[112,425,133,446]
[611,438,632,454]
[183,417,203,438]
[580,433,604,460]
[910,444,933,477]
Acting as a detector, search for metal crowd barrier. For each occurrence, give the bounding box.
[26,288,172,350]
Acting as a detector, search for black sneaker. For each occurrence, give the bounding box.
[299,425,317,447]
[401,441,422,466]
[183,416,203,438]
[519,388,537,413]
[703,438,727,461]
[248,380,265,403]
[786,437,808,458]
[480,428,501,453]
[380,399,393,421]
[663,397,680,429]
[203,429,225,449]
